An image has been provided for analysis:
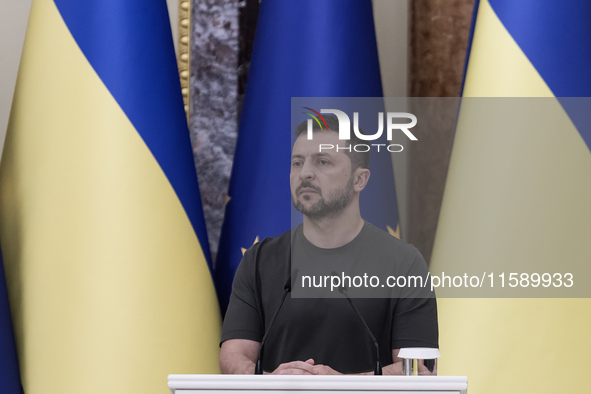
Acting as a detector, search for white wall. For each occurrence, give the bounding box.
[373,0,408,98]
[167,0,179,54]
[373,0,410,238]
[0,0,32,156]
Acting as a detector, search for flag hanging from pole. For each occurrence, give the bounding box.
[431,1,591,392]
[0,1,221,393]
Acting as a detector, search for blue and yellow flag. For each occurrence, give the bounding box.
[0,1,220,393]
[215,0,400,313]
[431,0,591,392]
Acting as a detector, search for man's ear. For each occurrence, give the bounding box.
[353,168,370,192]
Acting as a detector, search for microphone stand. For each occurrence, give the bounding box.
[338,284,383,375]
[255,269,299,374]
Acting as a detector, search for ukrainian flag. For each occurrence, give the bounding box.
[0,1,220,393]
[431,0,591,392]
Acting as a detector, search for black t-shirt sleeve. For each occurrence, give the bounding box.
[391,249,439,349]
[220,246,264,345]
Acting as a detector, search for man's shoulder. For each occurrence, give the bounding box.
[242,227,296,263]
[362,221,421,258]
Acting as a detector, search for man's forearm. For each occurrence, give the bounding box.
[219,339,260,374]
[219,352,256,374]
[382,361,403,375]
[382,360,437,376]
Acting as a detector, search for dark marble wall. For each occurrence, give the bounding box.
[410,0,475,97]
[408,0,475,264]
[190,0,240,258]
[237,0,259,115]
[189,0,258,260]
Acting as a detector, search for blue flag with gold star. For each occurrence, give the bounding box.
[215,0,400,314]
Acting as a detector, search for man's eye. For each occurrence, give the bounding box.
[292,161,302,167]
[319,159,329,165]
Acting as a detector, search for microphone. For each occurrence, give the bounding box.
[254,269,299,374]
[334,272,382,375]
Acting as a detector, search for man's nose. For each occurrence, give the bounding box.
[299,160,315,180]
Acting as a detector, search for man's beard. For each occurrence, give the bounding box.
[293,176,354,220]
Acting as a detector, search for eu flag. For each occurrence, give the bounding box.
[215,0,400,313]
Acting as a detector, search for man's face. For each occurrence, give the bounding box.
[290,131,355,220]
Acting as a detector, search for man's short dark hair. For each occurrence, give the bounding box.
[294,114,370,170]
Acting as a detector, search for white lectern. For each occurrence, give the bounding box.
[168,375,468,394]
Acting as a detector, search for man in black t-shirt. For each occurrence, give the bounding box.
[219,116,438,375]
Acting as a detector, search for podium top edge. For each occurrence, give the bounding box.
[167,375,468,390]
[168,375,467,381]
